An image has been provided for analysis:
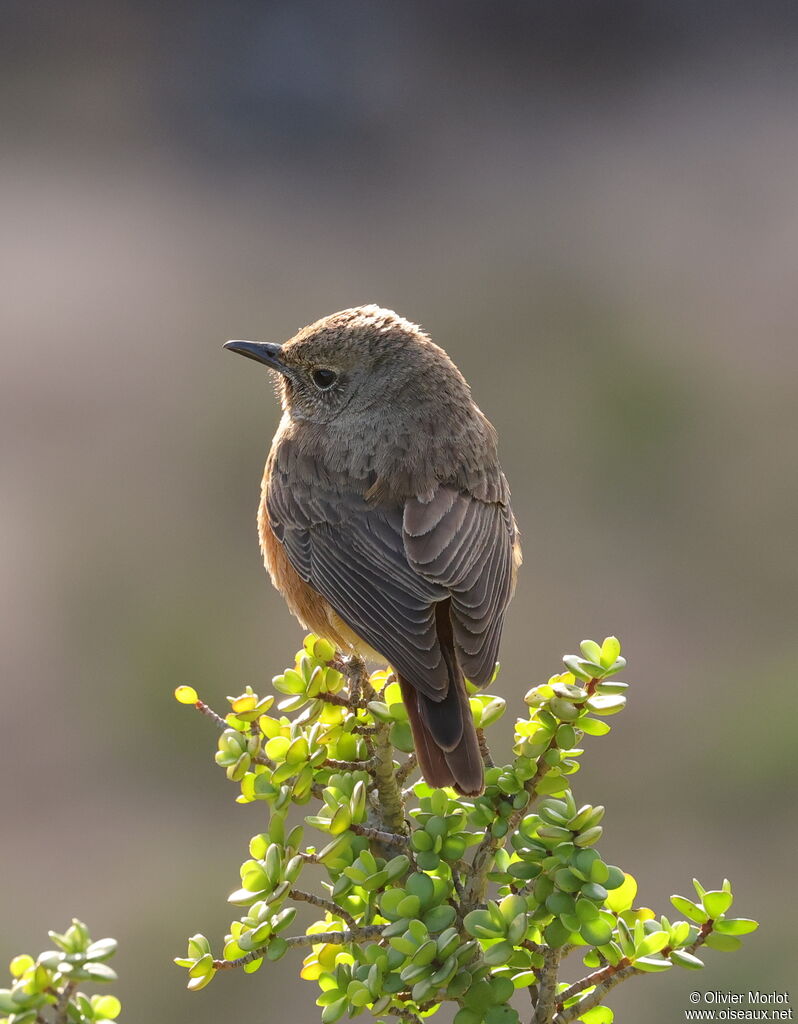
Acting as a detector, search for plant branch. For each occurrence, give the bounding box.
[334,655,366,704]
[553,921,714,1024]
[554,957,634,1019]
[212,925,385,970]
[299,852,322,865]
[316,691,368,709]
[289,888,358,929]
[53,980,78,1024]
[325,756,379,771]
[358,667,407,834]
[556,956,644,1024]
[533,946,562,1024]
[251,753,276,768]
[477,728,495,768]
[195,700,229,731]
[395,753,418,786]
[387,1007,424,1024]
[350,823,410,847]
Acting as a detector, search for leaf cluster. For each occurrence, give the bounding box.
[174,636,758,1024]
[1,921,120,1024]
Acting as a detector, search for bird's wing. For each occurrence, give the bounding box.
[403,484,516,687]
[266,449,450,698]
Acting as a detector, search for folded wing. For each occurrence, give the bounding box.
[267,443,516,695]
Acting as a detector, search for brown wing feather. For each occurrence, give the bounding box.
[265,444,450,698]
[403,483,517,687]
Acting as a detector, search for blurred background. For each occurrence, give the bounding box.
[1,2,796,1021]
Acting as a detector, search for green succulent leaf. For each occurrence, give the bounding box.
[635,931,669,957]
[713,918,758,936]
[633,956,673,973]
[670,896,709,924]
[670,949,705,969]
[702,890,733,918]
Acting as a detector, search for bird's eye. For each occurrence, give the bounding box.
[311,368,338,390]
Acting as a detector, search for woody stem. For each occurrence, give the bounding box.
[342,656,407,835]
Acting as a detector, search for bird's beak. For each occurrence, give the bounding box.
[224,340,288,374]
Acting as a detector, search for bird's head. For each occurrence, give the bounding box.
[225,305,470,425]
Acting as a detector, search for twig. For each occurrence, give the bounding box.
[53,980,78,1024]
[325,756,379,771]
[553,922,714,1023]
[387,1007,424,1024]
[395,752,418,786]
[683,921,713,953]
[477,728,495,768]
[289,888,358,929]
[350,823,410,847]
[333,655,366,704]
[533,946,562,1023]
[195,700,228,731]
[553,961,637,1024]
[251,753,276,768]
[317,691,368,708]
[555,957,633,1013]
[212,925,385,970]
[358,666,407,835]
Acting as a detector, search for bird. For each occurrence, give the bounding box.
[225,305,521,795]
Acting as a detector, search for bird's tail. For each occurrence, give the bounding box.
[398,609,484,796]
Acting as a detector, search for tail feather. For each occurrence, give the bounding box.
[399,674,484,796]
[397,599,485,796]
[417,670,464,751]
[399,677,458,790]
[395,655,483,798]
